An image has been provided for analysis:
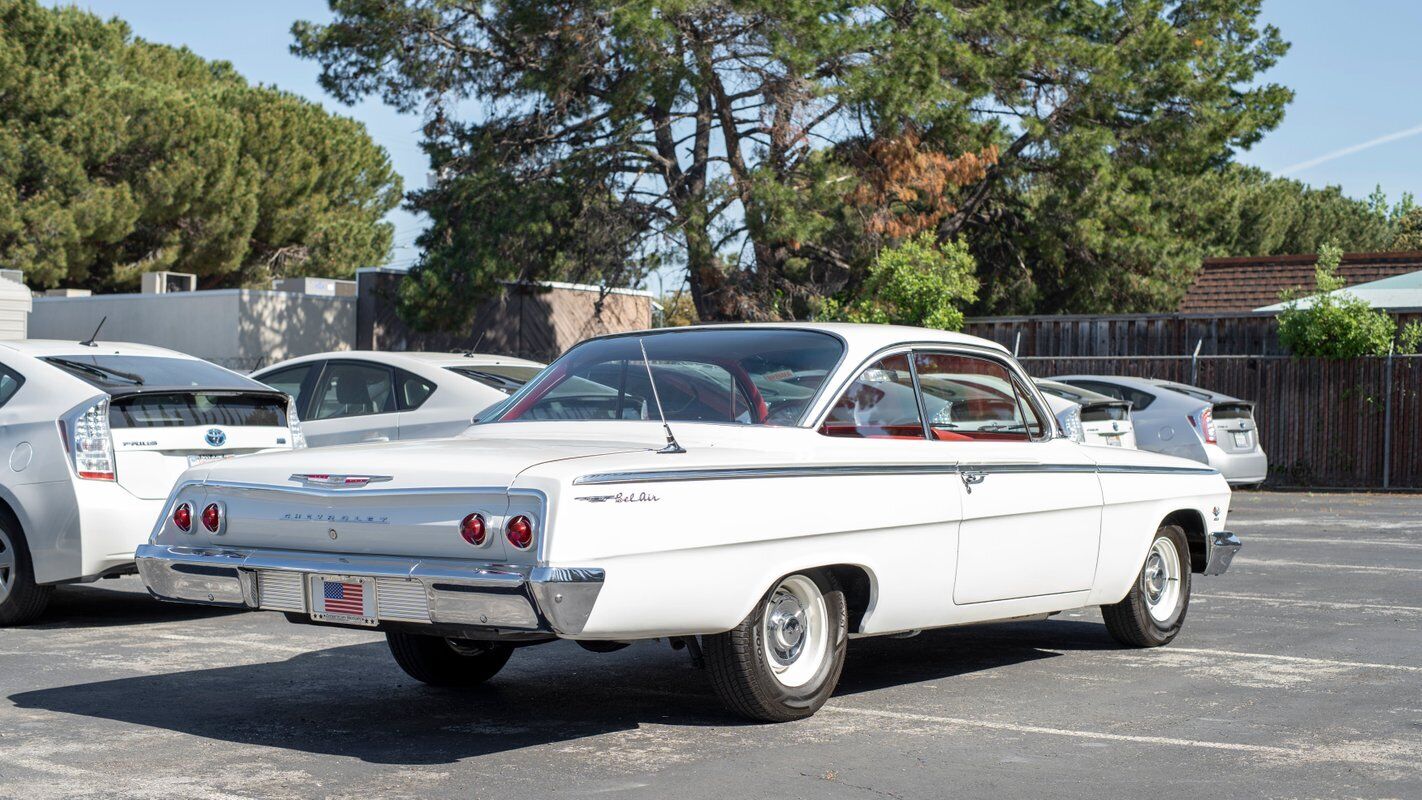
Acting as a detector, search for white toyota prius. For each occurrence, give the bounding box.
[0,339,301,625]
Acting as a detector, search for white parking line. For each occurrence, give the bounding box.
[1234,517,1420,531]
[1240,535,1422,549]
[1233,557,1422,575]
[822,705,1301,755]
[1158,647,1422,674]
[1195,592,1422,615]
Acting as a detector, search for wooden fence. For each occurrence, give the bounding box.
[1020,355,1422,489]
[967,311,1422,358]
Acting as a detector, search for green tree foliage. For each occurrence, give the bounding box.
[1277,244,1396,359]
[294,0,1291,326]
[1398,320,1422,355]
[821,233,977,330]
[1170,166,1396,260]
[1392,208,1422,251]
[0,0,401,291]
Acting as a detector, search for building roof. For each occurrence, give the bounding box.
[1253,268,1422,312]
[1179,251,1422,313]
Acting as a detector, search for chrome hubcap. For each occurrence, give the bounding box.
[762,574,829,689]
[0,528,16,604]
[1142,536,1182,624]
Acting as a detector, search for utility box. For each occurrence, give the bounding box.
[0,274,32,340]
[272,277,357,297]
[141,271,197,294]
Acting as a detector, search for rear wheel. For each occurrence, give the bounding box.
[0,519,52,627]
[704,570,847,722]
[1103,524,1192,647]
[386,632,513,687]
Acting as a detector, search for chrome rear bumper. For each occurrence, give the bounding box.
[134,544,604,636]
[1203,530,1241,576]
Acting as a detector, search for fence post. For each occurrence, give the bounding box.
[1382,347,1394,490]
[1190,338,1203,385]
[1013,330,1021,358]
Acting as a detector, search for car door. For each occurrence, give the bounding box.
[302,360,400,447]
[913,351,1103,604]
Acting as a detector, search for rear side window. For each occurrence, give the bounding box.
[257,363,318,416]
[109,393,288,428]
[0,366,24,407]
[1062,380,1156,411]
[310,362,396,420]
[398,370,436,410]
[820,354,923,439]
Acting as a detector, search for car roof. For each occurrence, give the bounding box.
[253,350,545,374]
[586,322,1009,359]
[1033,378,1118,404]
[1050,374,1165,393]
[0,339,204,360]
[1145,379,1244,404]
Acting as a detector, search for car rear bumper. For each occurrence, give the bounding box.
[134,544,604,636]
[1205,446,1268,485]
[1203,530,1241,576]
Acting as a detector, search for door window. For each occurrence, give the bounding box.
[310,362,396,420]
[820,354,924,439]
[913,353,1046,441]
[257,364,317,416]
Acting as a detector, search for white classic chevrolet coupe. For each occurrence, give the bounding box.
[137,324,1240,721]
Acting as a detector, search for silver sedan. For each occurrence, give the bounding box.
[1050,375,1267,486]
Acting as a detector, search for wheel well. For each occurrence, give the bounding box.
[0,494,22,539]
[821,564,873,634]
[1163,509,1208,573]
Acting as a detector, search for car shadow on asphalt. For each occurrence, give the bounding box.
[28,582,245,630]
[9,619,1118,764]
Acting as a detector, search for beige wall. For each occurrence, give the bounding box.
[29,290,354,369]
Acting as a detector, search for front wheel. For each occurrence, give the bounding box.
[386,632,513,687]
[703,570,847,722]
[1102,524,1192,647]
[0,520,52,627]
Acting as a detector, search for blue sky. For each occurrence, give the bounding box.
[47,1,1422,283]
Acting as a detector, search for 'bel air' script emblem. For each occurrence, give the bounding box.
[576,491,661,504]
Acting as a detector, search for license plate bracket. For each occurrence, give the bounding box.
[309,574,377,626]
[1232,431,1250,448]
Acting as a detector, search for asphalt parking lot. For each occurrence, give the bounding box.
[1,491,1419,800]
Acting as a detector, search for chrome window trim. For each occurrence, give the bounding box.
[574,462,1218,485]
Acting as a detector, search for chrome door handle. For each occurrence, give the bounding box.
[961,471,986,493]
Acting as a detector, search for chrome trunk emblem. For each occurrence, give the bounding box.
[289,474,394,488]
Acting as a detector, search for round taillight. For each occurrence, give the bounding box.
[505,515,534,550]
[460,513,486,546]
[201,503,222,533]
[173,503,192,533]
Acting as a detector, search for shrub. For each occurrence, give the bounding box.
[821,234,979,330]
[1277,243,1396,358]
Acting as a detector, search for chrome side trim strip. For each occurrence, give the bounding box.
[575,462,1219,485]
[574,464,962,485]
[1096,465,1220,476]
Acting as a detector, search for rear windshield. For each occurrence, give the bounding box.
[1081,403,1130,423]
[1212,403,1254,420]
[446,365,544,394]
[109,393,288,429]
[42,355,263,391]
[1059,379,1156,411]
[492,328,844,426]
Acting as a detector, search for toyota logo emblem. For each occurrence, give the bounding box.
[205,428,227,447]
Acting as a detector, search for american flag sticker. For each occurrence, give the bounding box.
[322,580,366,616]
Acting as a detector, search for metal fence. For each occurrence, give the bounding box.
[1019,355,1422,490]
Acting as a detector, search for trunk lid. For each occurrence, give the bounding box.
[1079,400,1135,448]
[1212,401,1258,453]
[176,435,649,561]
[110,390,294,499]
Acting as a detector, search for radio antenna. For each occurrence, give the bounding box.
[638,338,685,454]
[80,316,107,347]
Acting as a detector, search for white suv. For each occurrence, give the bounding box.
[0,340,302,625]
